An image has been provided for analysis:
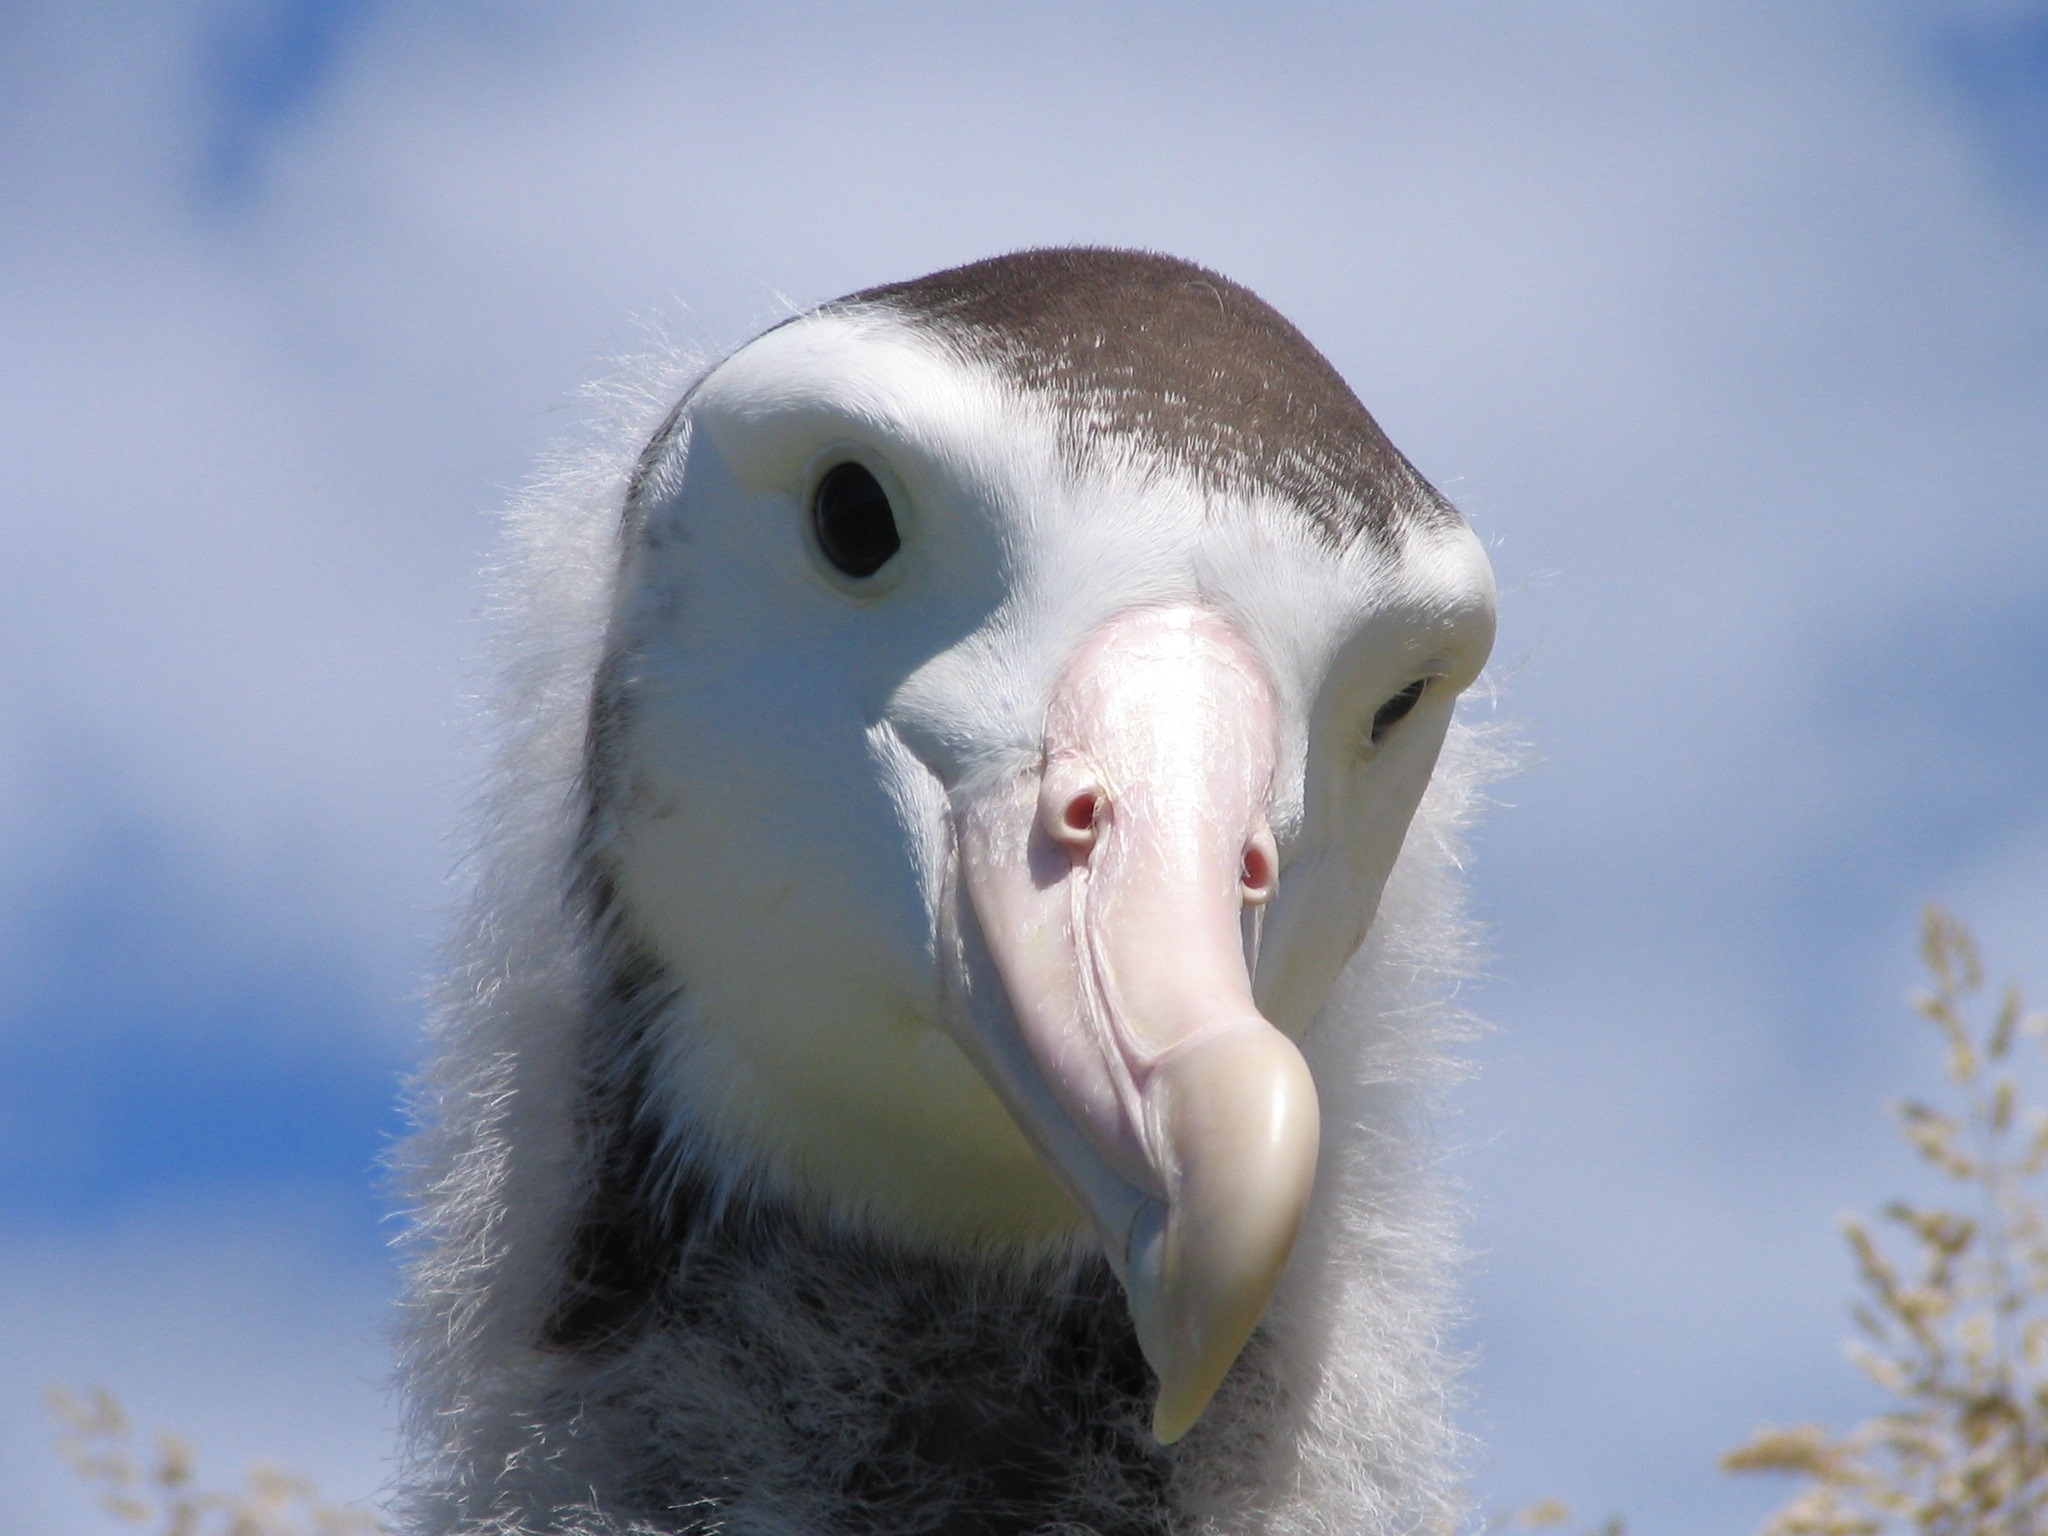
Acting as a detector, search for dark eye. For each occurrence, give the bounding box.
[1370,680,1428,745]
[812,462,900,579]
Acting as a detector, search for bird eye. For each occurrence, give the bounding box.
[1370,680,1428,745]
[811,462,901,579]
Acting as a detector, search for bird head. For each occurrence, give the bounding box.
[585,250,1495,1442]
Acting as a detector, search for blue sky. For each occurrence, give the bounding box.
[2,4,2045,1532]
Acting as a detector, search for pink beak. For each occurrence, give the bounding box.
[955,606,1319,1442]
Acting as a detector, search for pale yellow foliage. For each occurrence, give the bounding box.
[45,1386,388,1536]
[1724,907,2048,1536]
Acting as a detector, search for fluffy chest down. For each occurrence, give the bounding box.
[544,1189,1179,1535]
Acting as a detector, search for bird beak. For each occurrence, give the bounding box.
[954,606,1319,1443]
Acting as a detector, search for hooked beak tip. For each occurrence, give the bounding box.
[1119,1022,1321,1443]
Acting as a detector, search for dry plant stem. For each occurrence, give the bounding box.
[45,1386,388,1536]
[1724,906,2048,1536]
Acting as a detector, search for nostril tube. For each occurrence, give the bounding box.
[1039,760,1106,856]
[1240,826,1278,906]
